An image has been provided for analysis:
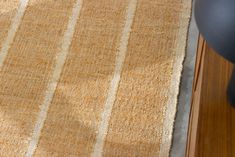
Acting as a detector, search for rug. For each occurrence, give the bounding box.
[0,0,191,156]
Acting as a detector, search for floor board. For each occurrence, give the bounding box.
[186,37,235,157]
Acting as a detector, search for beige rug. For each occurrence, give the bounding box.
[0,0,191,156]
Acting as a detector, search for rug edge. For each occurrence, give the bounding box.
[159,0,193,156]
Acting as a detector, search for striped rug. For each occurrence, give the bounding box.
[0,0,191,156]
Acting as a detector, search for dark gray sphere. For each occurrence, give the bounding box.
[195,0,235,63]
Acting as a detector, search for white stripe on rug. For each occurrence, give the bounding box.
[25,0,83,156]
[91,0,138,157]
[0,0,29,68]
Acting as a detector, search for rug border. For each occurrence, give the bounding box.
[159,0,193,156]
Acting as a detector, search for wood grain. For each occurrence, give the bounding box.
[186,35,205,157]
[186,36,235,157]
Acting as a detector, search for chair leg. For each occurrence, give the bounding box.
[228,66,235,106]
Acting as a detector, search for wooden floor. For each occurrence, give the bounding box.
[186,36,235,157]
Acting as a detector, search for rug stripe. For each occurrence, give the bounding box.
[0,1,19,51]
[32,1,128,156]
[101,0,187,156]
[0,0,77,156]
[91,0,138,156]
[0,0,28,68]
[25,1,83,156]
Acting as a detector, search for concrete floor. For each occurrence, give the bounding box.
[170,2,199,157]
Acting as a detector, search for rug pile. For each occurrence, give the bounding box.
[0,0,191,156]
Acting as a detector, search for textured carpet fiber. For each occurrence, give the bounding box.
[0,0,191,156]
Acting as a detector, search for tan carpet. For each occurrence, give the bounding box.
[0,0,191,156]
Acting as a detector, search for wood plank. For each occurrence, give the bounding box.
[186,35,205,157]
[186,36,235,157]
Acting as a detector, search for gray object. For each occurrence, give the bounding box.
[195,0,235,105]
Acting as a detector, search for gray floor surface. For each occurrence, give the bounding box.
[170,2,199,157]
